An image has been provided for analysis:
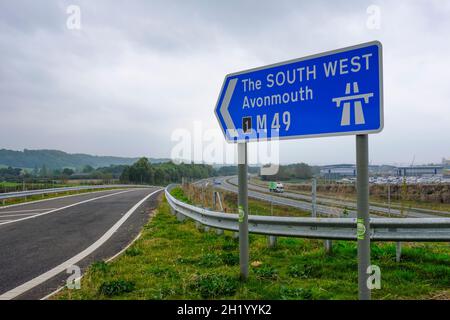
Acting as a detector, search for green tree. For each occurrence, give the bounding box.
[62,168,74,177]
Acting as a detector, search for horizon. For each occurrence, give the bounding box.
[1,1,449,165]
[0,147,446,168]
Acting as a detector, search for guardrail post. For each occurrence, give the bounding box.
[195,221,203,230]
[356,134,371,300]
[204,226,210,232]
[176,212,186,222]
[238,142,249,281]
[396,242,402,262]
[216,228,224,236]
[324,239,333,253]
[267,235,277,248]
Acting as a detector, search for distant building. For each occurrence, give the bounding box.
[442,158,450,169]
[396,166,443,177]
[320,164,356,179]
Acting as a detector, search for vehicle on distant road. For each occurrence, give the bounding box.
[269,182,284,193]
[213,179,221,185]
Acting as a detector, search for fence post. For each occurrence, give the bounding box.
[356,134,371,300]
[267,236,277,248]
[238,142,249,281]
[396,242,402,262]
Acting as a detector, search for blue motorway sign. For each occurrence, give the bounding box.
[214,41,383,143]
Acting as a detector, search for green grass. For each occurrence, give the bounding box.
[54,189,450,300]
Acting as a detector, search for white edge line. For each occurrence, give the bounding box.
[0,188,128,210]
[0,208,57,214]
[0,190,134,227]
[1,188,162,300]
[41,232,144,300]
[0,213,42,218]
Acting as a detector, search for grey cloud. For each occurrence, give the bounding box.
[0,0,449,165]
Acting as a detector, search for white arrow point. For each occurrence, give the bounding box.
[220,78,238,137]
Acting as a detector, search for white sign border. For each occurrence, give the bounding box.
[214,40,384,143]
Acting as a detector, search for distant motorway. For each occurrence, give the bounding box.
[0,187,162,300]
[210,176,449,218]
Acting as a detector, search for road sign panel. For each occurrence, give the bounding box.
[215,41,383,143]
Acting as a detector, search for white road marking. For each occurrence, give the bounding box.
[41,231,144,300]
[0,188,161,300]
[0,188,132,210]
[0,189,134,227]
[0,208,56,214]
[0,213,41,218]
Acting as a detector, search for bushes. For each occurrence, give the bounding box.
[253,264,278,279]
[170,187,191,204]
[190,274,239,298]
[287,264,313,279]
[125,247,143,257]
[280,286,314,300]
[98,280,135,296]
[90,261,110,274]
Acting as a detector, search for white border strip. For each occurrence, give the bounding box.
[0,188,162,300]
[0,188,129,210]
[0,190,134,226]
[40,232,144,300]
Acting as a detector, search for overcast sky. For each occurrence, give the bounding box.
[0,0,449,165]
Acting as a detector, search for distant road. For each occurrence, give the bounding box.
[212,176,446,218]
[0,187,162,300]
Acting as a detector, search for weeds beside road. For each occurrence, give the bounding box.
[54,188,449,300]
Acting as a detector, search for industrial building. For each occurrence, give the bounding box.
[443,158,450,169]
[320,164,356,179]
[396,166,443,177]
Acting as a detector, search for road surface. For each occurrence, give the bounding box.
[0,187,162,300]
[211,177,444,218]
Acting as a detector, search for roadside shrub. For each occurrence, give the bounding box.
[90,261,110,274]
[280,286,313,300]
[197,253,222,267]
[390,269,416,283]
[170,187,191,204]
[146,266,178,278]
[253,264,278,279]
[220,253,239,266]
[190,274,239,298]
[152,286,180,299]
[98,280,135,296]
[176,256,199,264]
[221,240,237,251]
[125,247,143,257]
[287,264,313,278]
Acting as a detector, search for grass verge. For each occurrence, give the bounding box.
[54,188,449,300]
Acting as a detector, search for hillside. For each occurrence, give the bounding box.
[0,149,169,169]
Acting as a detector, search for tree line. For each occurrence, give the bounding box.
[119,158,215,185]
[260,163,317,181]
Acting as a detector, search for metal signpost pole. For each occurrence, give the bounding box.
[312,178,317,217]
[215,41,382,295]
[356,134,371,300]
[238,142,249,280]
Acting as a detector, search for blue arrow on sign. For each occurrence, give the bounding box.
[214,41,383,143]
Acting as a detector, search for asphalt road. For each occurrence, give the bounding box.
[0,187,162,300]
[212,176,445,218]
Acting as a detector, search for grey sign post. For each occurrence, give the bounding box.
[237,142,249,280]
[312,178,317,218]
[356,134,371,300]
[214,41,383,298]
